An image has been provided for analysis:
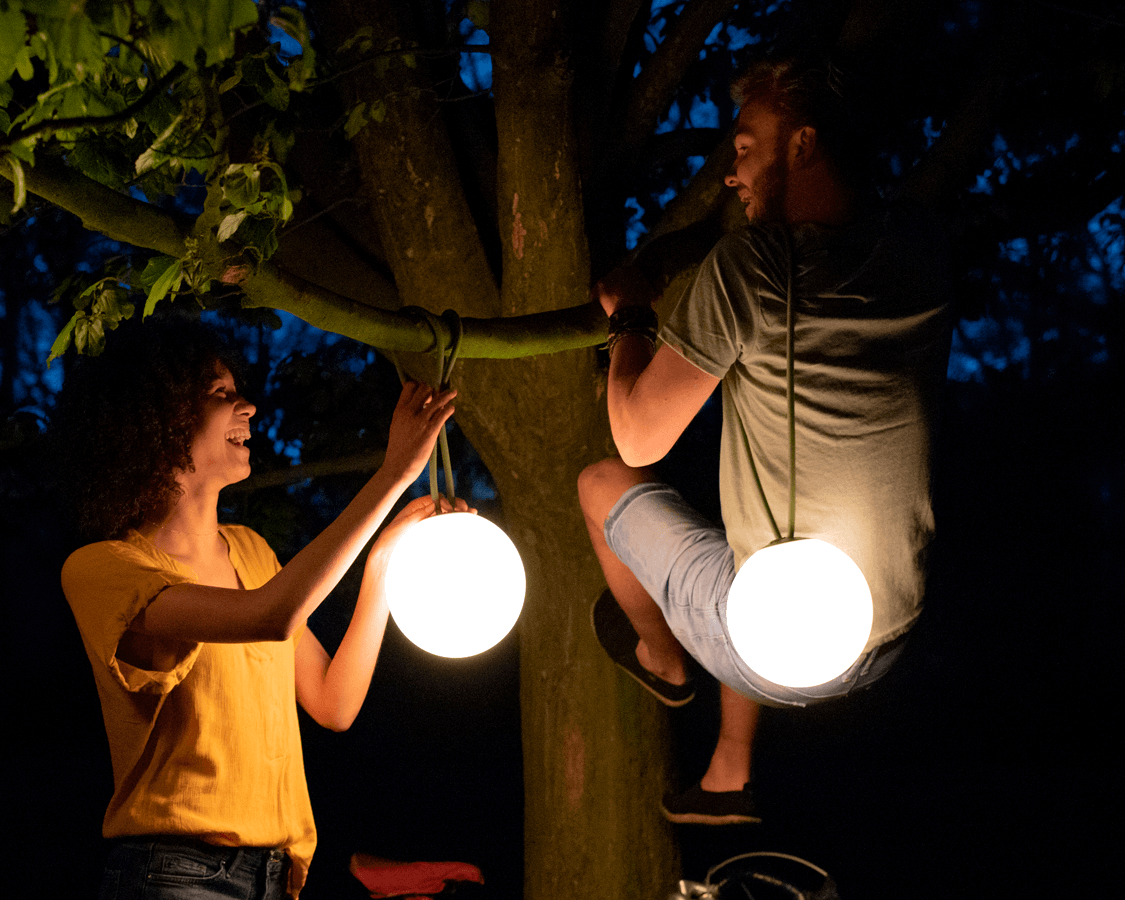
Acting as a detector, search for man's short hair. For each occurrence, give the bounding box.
[731,54,871,187]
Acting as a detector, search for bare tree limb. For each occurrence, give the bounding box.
[225,450,386,492]
[619,0,740,165]
[894,9,1026,211]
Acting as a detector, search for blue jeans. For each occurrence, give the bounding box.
[100,838,290,900]
[604,482,908,707]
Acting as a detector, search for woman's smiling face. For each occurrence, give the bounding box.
[184,363,257,488]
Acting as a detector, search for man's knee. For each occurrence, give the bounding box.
[578,457,654,523]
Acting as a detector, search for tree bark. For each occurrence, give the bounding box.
[314,1,682,895]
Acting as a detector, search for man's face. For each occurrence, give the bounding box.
[725,99,790,224]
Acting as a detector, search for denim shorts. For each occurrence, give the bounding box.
[604,482,907,708]
[100,837,290,900]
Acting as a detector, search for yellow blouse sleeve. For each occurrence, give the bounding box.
[62,540,198,694]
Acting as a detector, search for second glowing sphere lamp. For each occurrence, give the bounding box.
[725,231,873,687]
[727,538,872,687]
[383,310,526,658]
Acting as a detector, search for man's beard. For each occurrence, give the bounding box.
[747,148,788,223]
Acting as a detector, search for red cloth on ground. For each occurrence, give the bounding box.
[349,853,484,899]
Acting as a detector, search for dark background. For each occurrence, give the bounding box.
[4,357,1118,899]
[2,0,1121,896]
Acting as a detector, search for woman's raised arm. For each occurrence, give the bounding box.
[133,382,456,644]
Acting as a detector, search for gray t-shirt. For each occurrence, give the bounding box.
[660,206,950,648]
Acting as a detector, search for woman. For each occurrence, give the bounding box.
[56,318,466,898]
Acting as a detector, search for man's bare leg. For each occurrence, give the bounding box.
[700,684,760,792]
[580,457,761,799]
[577,457,688,686]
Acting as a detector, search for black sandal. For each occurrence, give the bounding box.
[661,781,761,825]
[590,590,694,707]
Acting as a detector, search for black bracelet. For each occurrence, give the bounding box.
[605,306,658,355]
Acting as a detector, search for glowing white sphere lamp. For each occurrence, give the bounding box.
[726,538,873,688]
[385,512,525,658]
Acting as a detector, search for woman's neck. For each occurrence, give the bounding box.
[146,486,222,557]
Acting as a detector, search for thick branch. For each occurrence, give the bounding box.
[318,0,501,321]
[7,155,607,358]
[13,156,193,257]
[578,0,648,164]
[492,0,590,315]
[243,261,607,357]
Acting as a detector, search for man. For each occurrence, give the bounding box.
[578,56,950,824]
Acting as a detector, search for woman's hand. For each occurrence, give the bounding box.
[297,493,476,731]
[382,381,457,484]
[369,494,476,564]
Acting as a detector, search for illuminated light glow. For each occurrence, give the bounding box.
[726,539,873,688]
[385,513,525,658]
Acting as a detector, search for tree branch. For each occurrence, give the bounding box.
[10,156,193,256]
[5,153,607,358]
[618,0,739,165]
[225,450,386,492]
[241,258,607,357]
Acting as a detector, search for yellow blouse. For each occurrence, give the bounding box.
[62,525,315,896]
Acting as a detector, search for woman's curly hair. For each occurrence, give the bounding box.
[52,316,245,541]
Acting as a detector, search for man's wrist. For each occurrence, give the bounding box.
[605,306,658,356]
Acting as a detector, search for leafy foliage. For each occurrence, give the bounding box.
[1,0,310,339]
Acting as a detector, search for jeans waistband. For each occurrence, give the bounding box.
[113,836,288,865]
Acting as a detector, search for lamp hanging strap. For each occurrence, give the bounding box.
[738,226,798,545]
[388,308,463,514]
[436,310,463,508]
[783,226,797,542]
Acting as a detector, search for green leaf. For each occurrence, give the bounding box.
[46,311,80,368]
[344,102,367,139]
[74,278,100,310]
[218,210,247,241]
[135,112,185,175]
[230,0,261,32]
[15,43,34,81]
[144,257,184,318]
[339,27,373,55]
[219,71,242,94]
[3,154,25,214]
[270,5,315,88]
[92,285,134,327]
[0,2,28,84]
[75,314,106,356]
[271,6,311,54]
[6,139,34,164]
[223,163,261,208]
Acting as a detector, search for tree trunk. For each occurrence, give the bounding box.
[315,0,681,895]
